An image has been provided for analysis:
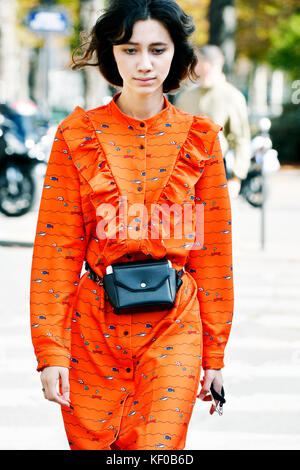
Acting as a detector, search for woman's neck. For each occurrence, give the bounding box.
[115,89,166,120]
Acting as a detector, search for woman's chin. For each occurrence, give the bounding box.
[130,83,162,97]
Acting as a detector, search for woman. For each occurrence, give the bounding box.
[30,0,234,451]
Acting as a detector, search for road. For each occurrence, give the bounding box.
[0,168,299,450]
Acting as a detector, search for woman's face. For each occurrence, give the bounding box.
[113,19,175,96]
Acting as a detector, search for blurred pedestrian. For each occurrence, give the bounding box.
[30,0,234,450]
[176,44,251,199]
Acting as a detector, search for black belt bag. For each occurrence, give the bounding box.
[85,258,184,314]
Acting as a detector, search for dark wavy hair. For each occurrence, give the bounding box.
[71,0,199,93]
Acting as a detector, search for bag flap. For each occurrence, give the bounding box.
[113,262,170,292]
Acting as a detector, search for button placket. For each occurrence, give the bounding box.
[137,123,147,239]
[118,321,133,378]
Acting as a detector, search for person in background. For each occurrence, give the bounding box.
[175,44,251,198]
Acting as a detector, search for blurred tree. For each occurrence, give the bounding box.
[177,0,210,45]
[267,12,300,81]
[179,1,237,76]
[55,0,80,50]
[235,0,299,64]
[209,0,236,75]
[180,0,299,75]
[209,0,234,45]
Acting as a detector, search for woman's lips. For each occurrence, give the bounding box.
[134,77,156,85]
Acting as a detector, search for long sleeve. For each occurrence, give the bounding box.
[185,133,234,370]
[30,124,87,371]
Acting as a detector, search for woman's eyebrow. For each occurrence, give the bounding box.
[125,41,169,46]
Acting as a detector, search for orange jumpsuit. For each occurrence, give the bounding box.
[30,92,234,450]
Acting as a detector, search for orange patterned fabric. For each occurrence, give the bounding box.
[30,92,234,450]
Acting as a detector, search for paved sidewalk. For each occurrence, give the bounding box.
[0,168,299,450]
[187,169,300,450]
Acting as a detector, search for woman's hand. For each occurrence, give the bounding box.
[40,366,71,407]
[197,368,223,415]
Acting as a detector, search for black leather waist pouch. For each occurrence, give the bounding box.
[85,258,184,315]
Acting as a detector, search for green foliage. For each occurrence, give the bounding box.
[180,0,299,82]
[235,0,299,62]
[267,13,300,81]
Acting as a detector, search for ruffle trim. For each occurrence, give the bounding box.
[157,113,223,206]
[60,107,223,264]
[61,107,167,262]
[60,106,120,212]
[62,107,222,207]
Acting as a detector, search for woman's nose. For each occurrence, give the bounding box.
[137,52,153,71]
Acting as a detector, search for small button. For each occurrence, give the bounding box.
[135,226,140,231]
[139,145,144,149]
[137,186,143,191]
[126,367,131,373]
[124,331,129,336]
[140,122,145,127]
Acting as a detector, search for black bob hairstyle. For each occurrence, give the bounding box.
[71,0,199,93]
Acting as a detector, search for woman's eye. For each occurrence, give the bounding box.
[124,48,166,55]
[152,49,165,54]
